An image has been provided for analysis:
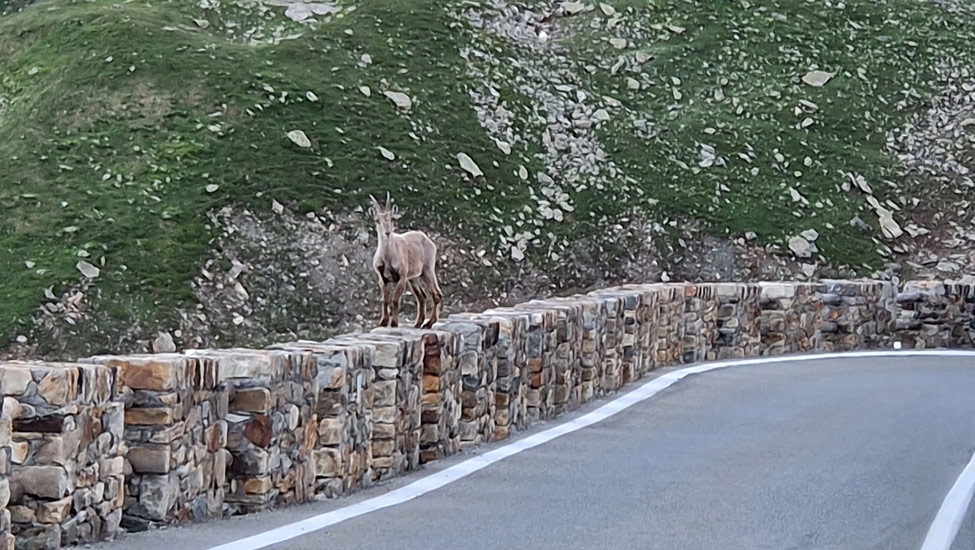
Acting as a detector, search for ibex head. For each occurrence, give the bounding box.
[368,192,398,237]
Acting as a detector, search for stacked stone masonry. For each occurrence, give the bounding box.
[757,282,820,354]
[897,281,975,349]
[0,362,123,550]
[265,341,373,498]
[1,279,973,549]
[817,280,896,352]
[325,332,423,481]
[1,396,11,550]
[80,354,227,530]
[710,283,762,360]
[183,349,317,514]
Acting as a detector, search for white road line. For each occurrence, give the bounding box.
[207,349,975,550]
[921,447,975,550]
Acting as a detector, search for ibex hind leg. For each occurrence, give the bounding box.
[421,270,443,329]
[410,280,427,329]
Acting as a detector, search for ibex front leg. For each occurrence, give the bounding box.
[389,279,408,328]
[376,272,391,327]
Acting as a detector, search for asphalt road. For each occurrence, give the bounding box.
[95,355,975,550]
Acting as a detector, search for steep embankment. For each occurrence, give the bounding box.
[2,0,975,358]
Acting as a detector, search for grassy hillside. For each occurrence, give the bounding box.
[2,0,974,356]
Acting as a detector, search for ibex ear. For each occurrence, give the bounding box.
[391,204,399,217]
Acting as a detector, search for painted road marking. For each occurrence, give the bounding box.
[206,350,975,550]
[920,445,975,550]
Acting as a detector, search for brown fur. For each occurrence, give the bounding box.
[369,194,443,328]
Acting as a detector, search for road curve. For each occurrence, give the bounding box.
[94,355,975,550]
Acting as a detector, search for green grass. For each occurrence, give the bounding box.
[0,0,512,349]
[530,0,975,260]
[2,0,974,353]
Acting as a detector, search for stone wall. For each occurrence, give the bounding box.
[325,333,422,481]
[817,280,895,351]
[896,281,975,349]
[0,384,12,550]
[183,349,317,514]
[757,282,821,355]
[1,279,973,548]
[265,341,373,498]
[80,354,227,530]
[0,362,123,550]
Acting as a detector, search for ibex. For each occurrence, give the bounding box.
[368,193,443,329]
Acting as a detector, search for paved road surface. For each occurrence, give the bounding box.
[95,356,975,550]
